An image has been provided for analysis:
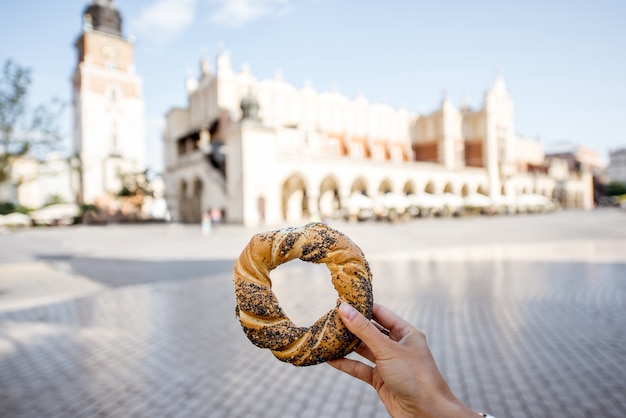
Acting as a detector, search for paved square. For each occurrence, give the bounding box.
[1,210,625,417]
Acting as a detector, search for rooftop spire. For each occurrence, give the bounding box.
[83,0,122,37]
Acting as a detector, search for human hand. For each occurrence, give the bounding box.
[328,303,479,418]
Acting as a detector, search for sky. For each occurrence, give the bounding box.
[1,0,625,172]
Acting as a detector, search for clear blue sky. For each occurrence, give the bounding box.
[1,0,624,172]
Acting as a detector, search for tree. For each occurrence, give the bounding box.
[605,181,626,197]
[117,169,154,212]
[0,59,64,183]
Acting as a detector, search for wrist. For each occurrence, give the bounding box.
[424,395,478,418]
[447,400,482,417]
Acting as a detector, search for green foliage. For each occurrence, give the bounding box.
[43,194,65,207]
[117,169,154,198]
[0,201,33,215]
[79,203,98,215]
[0,59,64,182]
[605,181,626,196]
[0,201,14,215]
[118,185,133,197]
[14,204,33,214]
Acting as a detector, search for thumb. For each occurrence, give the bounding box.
[338,303,390,354]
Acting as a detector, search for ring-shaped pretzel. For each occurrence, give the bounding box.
[233,222,373,366]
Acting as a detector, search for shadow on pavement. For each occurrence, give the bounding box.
[36,254,236,287]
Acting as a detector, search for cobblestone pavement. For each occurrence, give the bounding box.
[1,210,625,417]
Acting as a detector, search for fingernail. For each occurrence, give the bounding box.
[339,303,357,320]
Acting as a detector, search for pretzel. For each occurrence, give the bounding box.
[233,222,373,366]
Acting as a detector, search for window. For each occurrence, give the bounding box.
[350,142,364,159]
[328,138,341,156]
[373,143,386,161]
[391,145,403,162]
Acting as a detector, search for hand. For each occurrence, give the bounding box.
[328,303,479,418]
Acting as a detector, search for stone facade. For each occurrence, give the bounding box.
[72,0,146,206]
[163,51,594,226]
[605,148,626,184]
[11,154,78,209]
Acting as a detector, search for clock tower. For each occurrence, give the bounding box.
[72,0,146,205]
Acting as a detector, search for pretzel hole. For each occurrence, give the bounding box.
[270,259,338,327]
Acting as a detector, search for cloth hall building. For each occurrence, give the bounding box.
[163,52,593,226]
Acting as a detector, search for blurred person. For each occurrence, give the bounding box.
[201,212,212,235]
[329,302,495,418]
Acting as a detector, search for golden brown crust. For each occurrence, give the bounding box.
[233,222,373,366]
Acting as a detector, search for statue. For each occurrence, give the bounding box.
[240,91,260,122]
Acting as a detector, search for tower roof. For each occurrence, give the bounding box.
[83,0,122,37]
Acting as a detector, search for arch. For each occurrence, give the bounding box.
[378,178,393,194]
[178,180,188,222]
[257,196,266,224]
[424,181,435,194]
[460,184,469,197]
[190,177,203,223]
[319,175,341,218]
[402,180,415,195]
[443,182,453,193]
[179,179,188,198]
[319,175,340,195]
[350,177,369,195]
[477,184,488,195]
[554,187,567,208]
[575,190,584,209]
[282,173,308,221]
[193,177,203,194]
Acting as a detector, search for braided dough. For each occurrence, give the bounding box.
[233,222,373,366]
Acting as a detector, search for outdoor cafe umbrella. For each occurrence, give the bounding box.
[463,193,492,208]
[406,193,444,209]
[30,203,80,225]
[0,212,32,227]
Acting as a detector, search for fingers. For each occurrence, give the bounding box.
[372,320,391,337]
[354,341,375,363]
[371,303,413,342]
[327,358,374,386]
[337,303,393,357]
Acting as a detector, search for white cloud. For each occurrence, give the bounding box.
[130,0,198,42]
[208,0,291,27]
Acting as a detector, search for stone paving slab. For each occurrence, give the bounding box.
[0,263,104,313]
[1,259,625,417]
[0,210,625,417]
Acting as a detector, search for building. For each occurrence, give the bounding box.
[545,141,605,175]
[2,1,147,214]
[72,0,146,206]
[11,154,77,209]
[544,141,605,206]
[0,154,77,210]
[605,148,626,184]
[163,52,594,226]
